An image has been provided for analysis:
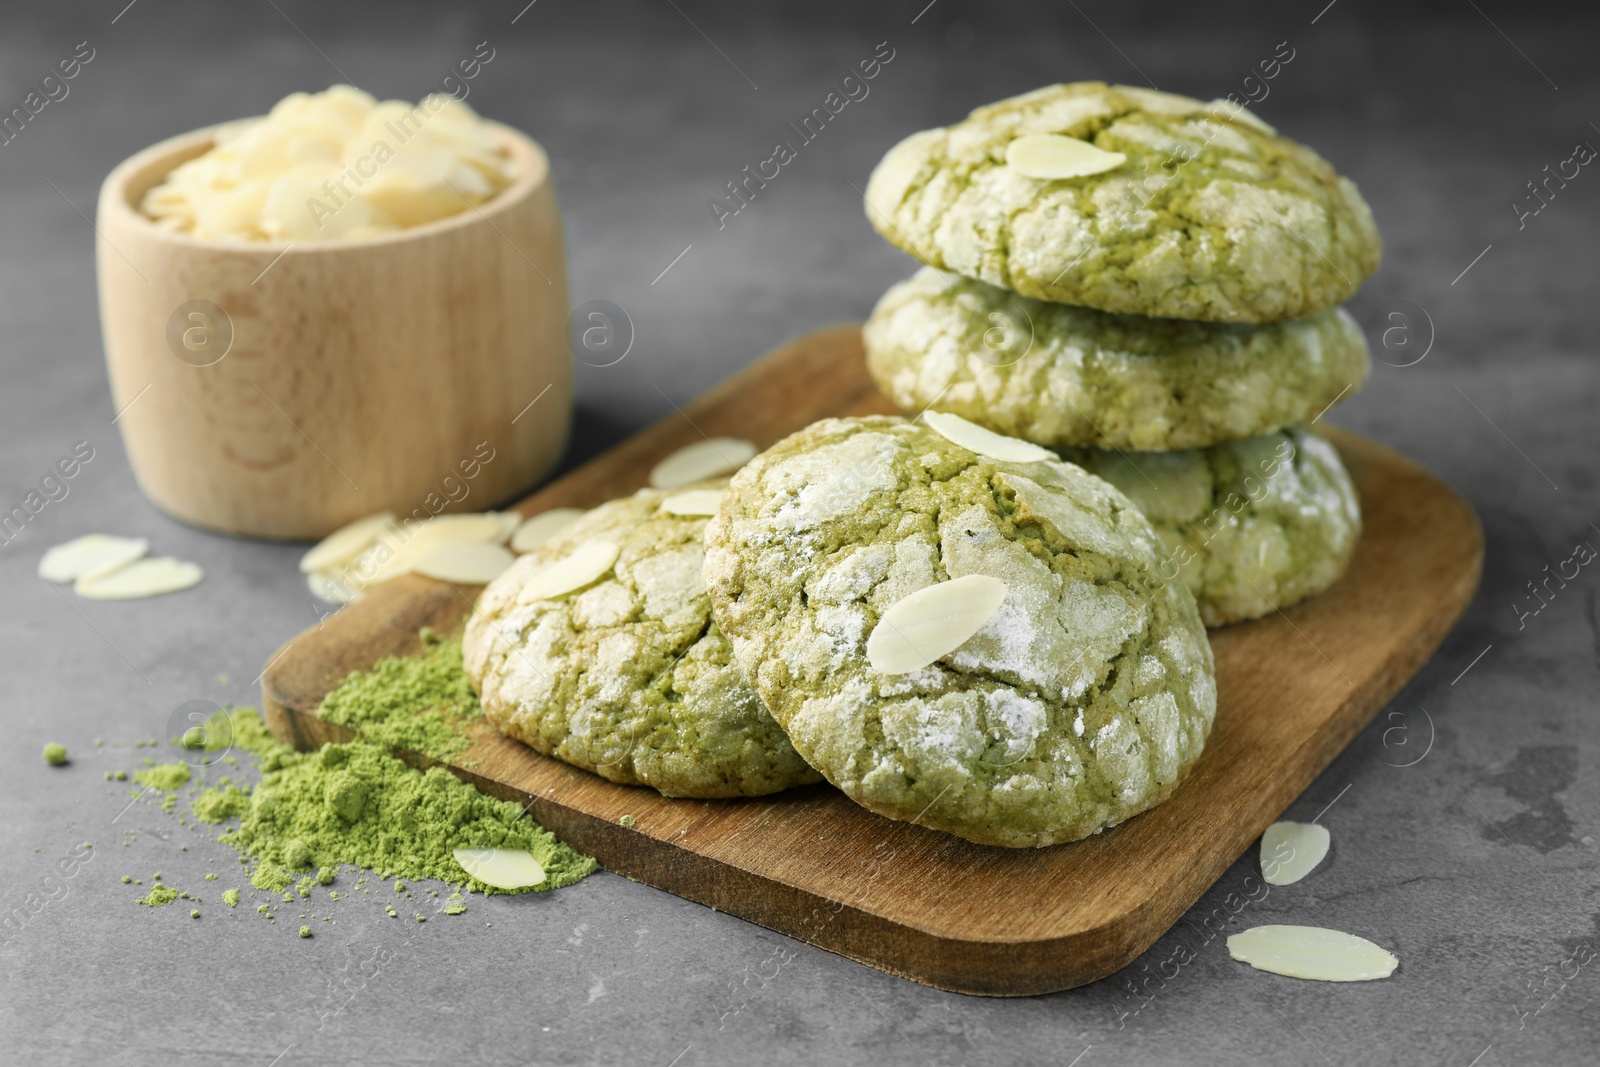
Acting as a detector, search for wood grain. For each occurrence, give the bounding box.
[262,325,1484,996]
[96,121,571,540]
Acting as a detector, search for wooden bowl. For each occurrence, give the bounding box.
[95,121,571,540]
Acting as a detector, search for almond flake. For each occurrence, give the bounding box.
[648,438,757,488]
[517,540,620,603]
[344,528,408,586]
[1005,133,1126,179]
[867,574,1009,675]
[307,570,363,605]
[403,513,512,546]
[923,410,1055,463]
[510,508,585,553]
[1260,821,1331,886]
[490,512,522,545]
[452,847,546,890]
[364,515,507,584]
[412,541,516,585]
[76,557,203,600]
[298,512,395,574]
[39,534,149,584]
[660,489,724,517]
[1228,925,1397,982]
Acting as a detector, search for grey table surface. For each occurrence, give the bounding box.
[2,1,1596,1064]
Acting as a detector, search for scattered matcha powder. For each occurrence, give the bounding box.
[299,925,312,938]
[204,873,218,881]
[619,815,636,829]
[206,707,595,896]
[43,743,67,766]
[190,909,200,919]
[315,631,481,760]
[135,762,191,792]
[192,785,250,823]
[123,686,596,918]
[138,883,180,907]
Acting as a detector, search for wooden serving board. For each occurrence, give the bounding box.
[262,325,1483,996]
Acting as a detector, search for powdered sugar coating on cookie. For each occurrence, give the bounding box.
[864,82,1381,323]
[1061,427,1362,626]
[463,482,820,798]
[864,268,1370,451]
[703,416,1216,847]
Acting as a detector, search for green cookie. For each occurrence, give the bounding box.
[703,416,1215,848]
[864,82,1381,322]
[463,483,821,798]
[1059,427,1361,627]
[865,268,1369,451]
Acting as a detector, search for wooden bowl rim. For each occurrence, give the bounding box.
[97,116,550,255]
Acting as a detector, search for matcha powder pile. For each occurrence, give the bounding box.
[193,708,596,897]
[316,630,481,760]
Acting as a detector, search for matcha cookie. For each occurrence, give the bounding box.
[462,484,821,798]
[703,416,1215,847]
[864,83,1381,322]
[1059,427,1361,627]
[865,268,1369,451]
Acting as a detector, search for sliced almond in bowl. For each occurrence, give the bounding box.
[1227,925,1397,982]
[510,508,585,553]
[412,541,517,585]
[76,558,203,600]
[867,574,1009,675]
[38,534,149,584]
[660,489,724,517]
[923,411,1055,463]
[298,512,395,574]
[517,540,620,604]
[452,847,546,890]
[1005,133,1126,180]
[649,438,757,488]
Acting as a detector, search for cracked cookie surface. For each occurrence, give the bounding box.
[1060,427,1361,627]
[864,82,1381,322]
[463,483,821,798]
[865,268,1369,451]
[703,416,1215,847]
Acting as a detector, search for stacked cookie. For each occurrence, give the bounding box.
[860,82,1379,625]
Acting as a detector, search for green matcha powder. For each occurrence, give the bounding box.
[111,632,595,918]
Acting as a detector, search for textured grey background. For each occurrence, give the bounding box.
[1,1,1596,1064]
